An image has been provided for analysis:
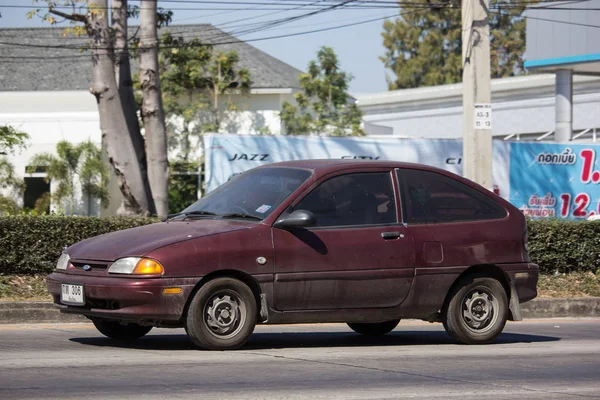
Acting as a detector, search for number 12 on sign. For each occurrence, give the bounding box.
[560,193,597,218]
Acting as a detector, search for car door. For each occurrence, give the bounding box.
[271,169,416,311]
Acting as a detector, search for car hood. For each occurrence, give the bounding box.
[66,219,254,261]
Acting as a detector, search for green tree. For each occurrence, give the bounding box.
[156,34,251,153]
[145,34,251,212]
[204,50,252,133]
[27,141,110,215]
[156,33,212,161]
[381,0,538,90]
[0,125,29,215]
[0,158,26,215]
[0,125,29,155]
[280,46,364,136]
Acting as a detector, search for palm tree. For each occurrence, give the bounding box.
[0,157,25,215]
[28,140,110,215]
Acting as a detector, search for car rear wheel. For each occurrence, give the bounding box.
[443,275,508,344]
[347,319,400,336]
[91,318,152,340]
[185,277,257,350]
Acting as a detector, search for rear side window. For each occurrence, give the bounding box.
[293,172,397,227]
[397,169,506,224]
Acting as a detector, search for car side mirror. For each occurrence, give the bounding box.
[273,210,316,229]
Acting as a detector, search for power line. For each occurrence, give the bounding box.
[12,0,595,61]
[1,2,398,11]
[0,8,428,62]
[141,0,365,47]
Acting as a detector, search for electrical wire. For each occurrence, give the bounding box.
[0,7,429,63]
[5,0,594,63]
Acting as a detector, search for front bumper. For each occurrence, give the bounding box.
[47,272,201,323]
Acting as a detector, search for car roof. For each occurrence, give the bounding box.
[261,159,443,174]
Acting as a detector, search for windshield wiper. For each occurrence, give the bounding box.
[219,213,262,221]
[165,210,217,221]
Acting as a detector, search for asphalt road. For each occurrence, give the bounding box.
[1,319,599,399]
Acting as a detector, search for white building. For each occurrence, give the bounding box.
[355,74,600,142]
[0,24,307,215]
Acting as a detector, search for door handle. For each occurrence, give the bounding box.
[381,231,402,240]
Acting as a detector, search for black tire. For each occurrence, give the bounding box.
[185,277,257,350]
[347,319,400,336]
[443,275,508,344]
[91,318,152,340]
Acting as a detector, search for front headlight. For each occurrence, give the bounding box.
[108,257,164,275]
[56,253,70,270]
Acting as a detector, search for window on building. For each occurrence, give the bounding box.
[293,172,396,227]
[23,177,50,213]
[397,169,506,224]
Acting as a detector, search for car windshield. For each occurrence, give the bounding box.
[181,167,312,220]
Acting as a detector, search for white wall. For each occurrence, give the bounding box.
[356,75,600,139]
[361,92,600,138]
[0,90,292,215]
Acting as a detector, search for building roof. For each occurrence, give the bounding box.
[0,24,303,92]
[355,74,600,112]
[354,74,600,139]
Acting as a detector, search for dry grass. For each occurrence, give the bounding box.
[0,275,52,301]
[1,272,599,302]
[537,271,600,298]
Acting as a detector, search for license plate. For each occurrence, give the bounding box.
[61,284,85,306]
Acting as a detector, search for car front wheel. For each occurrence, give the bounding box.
[185,277,257,350]
[443,276,508,344]
[91,318,152,340]
[347,319,400,335]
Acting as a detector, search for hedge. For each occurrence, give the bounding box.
[527,219,600,275]
[0,216,598,276]
[0,216,158,275]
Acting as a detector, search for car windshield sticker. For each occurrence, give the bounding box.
[255,204,272,213]
[412,185,431,205]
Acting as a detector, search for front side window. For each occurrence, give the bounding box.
[183,167,311,219]
[398,169,506,224]
[292,172,397,227]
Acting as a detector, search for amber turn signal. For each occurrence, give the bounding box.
[163,287,183,295]
[132,258,164,275]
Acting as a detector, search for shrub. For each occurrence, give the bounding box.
[527,219,600,275]
[0,216,158,275]
[0,216,598,276]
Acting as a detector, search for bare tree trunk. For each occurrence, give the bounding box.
[139,0,169,217]
[111,0,156,214]
[87,0,151,215]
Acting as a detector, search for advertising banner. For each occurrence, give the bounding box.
[509,143,600,219]
[204,134,510,195]
[204,135,600,219]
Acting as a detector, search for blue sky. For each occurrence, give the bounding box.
[0,1,396,94]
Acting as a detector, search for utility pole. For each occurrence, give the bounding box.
[462,0,492,189]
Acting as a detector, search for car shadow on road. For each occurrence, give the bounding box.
[69,329,560,351]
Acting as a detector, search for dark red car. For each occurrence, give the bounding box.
[47,160,538,350]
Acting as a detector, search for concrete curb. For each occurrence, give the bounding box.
[1,298,599,324]
[0,301,85,324]
[520,297,600,319]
